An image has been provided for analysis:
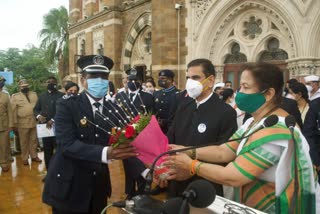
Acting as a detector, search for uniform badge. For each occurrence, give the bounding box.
[198,123,206,133]
[93,55,104,65]
[80,117,87,127]
[155,98,159,102]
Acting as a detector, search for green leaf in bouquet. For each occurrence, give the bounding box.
[135,113,152,133]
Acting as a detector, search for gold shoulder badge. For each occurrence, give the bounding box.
[80,117,87,127]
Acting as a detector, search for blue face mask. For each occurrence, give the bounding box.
[87,78,109,98]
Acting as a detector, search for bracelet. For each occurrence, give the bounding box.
[190,160,199,175]
[190,149,197,159]
[195,162,204,175]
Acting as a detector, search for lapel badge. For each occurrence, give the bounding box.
[80,117,87,127]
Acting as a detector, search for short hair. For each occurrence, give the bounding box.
[240,62,284,105]
[290,82,309,103]
[64,81,79,91]
[187,58,216,77]
[286,78,298,89]
[221,88,234,102]
[225,80,232,85]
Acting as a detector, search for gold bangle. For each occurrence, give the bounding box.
[195,162,204,175]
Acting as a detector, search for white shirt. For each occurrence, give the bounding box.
[196,92,213,108]
[128,89,139,102]
[309,88,320,101]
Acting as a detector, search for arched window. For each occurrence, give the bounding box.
[259,38,288,61]
[97,44,104,55]
[224,43,247,64]
[80,39,86,55]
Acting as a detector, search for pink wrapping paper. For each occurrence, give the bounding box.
[131,115,169,166]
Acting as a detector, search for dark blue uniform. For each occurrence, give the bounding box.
[154,86,180,133]
[42,92,125,213]
[303,98,320,173]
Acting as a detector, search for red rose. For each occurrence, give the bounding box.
[133,115,141,123]
[125,125,135,139]
[108,135,117,145]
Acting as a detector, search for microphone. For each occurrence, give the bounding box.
[112,194,164,214]
[160,197,184,214]
[285,115,296,130]
[182,179,216,208]
[285,115,299,213]
[144,114,279,194]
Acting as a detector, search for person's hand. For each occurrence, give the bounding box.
[38,115,46,123]
[163,153,193,181]
[144,163,151,169]
[153,176,169,188]
[107,143,137,160]
[168,144,186,151]
[46,120,54,129]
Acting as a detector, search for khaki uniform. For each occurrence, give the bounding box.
[0,91,13,168]
[11,92,38,161]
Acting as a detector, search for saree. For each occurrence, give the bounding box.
[225,116,319,213]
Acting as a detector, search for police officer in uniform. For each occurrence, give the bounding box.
[0,77,13,172]
[42,55,137,214]
[11,79,42,165]
[154,69,179,133]
[115,68,154,198]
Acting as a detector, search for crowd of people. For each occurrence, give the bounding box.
[0,55,320,213]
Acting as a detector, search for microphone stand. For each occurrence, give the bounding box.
[288,126,299,213]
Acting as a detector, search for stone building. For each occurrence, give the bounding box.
[68,0,320,89]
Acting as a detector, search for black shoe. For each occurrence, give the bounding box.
[149,185,166,195]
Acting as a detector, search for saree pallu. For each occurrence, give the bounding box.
[226,116,319,213]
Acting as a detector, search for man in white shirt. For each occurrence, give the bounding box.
[304,75,320,101]
[42,55,137,214]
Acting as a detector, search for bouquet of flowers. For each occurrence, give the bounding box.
[108,113,169,167]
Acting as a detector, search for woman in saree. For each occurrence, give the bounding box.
[162,62,320,213]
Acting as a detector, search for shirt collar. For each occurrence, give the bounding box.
[85,92,104,106]
[163,86,176,93]
[128,89,139,95]
[196,92,213,108]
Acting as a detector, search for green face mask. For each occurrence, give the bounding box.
[235,91,266,114]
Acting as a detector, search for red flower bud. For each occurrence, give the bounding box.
[125,125,135,139]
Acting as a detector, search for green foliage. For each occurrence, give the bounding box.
[39,6,69,80]
[0,47,57,95]
[135,113,152,133]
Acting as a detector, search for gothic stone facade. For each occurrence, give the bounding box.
[68,0,320,89]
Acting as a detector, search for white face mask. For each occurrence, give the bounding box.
[285,93,295,100]
[306,85,313,93]
[186,78,203,99]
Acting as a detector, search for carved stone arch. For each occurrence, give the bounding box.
[192,0,299,63]
[121,12,151,71]
[253,33,290,62]
[217,39,248,65]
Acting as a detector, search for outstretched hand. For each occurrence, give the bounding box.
[107,143,137,160]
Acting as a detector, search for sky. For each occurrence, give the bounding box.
[0,0,69,51]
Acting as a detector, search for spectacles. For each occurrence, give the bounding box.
[223,203,257,214]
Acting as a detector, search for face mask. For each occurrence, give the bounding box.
[158,80,167,88]
[47,83,57,91]
[146,88,154,94]
[186,79,203,99]
[127,81,141,91]
[87,78,109,98]
[21,88,29,94]
[285,93,295,100]
[0,82,4,88]
[235,91,266,114]
[306,85,313,93]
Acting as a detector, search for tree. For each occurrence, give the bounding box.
[0,47,57,95]
[39,6,69,82]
